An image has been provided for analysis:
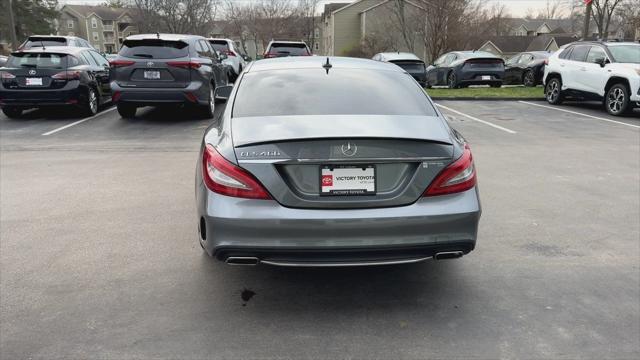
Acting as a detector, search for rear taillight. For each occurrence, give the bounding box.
[51,70,81,80]
[109,60,135,68]
[424,144,476,196]
[167,61,202,69]
[202,144,271,200]
[224,49,236,57]
[544,59,549,65]
[112,91,121,103]
[263,52,277,58]
[0,71,16,79]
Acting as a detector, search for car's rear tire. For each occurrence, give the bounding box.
[545,77,563,105]
[447,72,458,89]
[83,87,99,116]
[202,86,215,118]
[523,70,535,87]
[605,83,631,116]
[117,103,136,119]
[2,106,23,119]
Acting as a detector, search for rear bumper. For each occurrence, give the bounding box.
[0,83,83,107]
[110,81,208,106]
[197,184,481,265]
[458,69,503,85]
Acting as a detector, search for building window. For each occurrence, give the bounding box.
[67,20,74,29]
[93,32,99,41]
[91,18,98,28]
[314,28,320,38]
[315,42,319,50]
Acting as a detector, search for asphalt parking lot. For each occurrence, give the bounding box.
[1,100,638,359]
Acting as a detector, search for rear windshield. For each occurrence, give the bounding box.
[233,69,436,117]
[120,39,189,59]
[6,53,79,68]
[209,41,229,53]
[267,43,309,56]
[22,38,67,49]
[390,61,425,72]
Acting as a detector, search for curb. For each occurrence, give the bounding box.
[429,97,545,101]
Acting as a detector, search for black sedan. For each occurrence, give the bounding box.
[503,51,550,87]
[0,47,111,118]
[426,51,504,88]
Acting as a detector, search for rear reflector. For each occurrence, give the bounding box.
[52,71,81,80]
[202,144,271,199]
[0,71,16,79]
[109,60,135,68]
[424,144,476,196]
[112,91,121,103]
[185,92,198,103]
[167,61,202,69]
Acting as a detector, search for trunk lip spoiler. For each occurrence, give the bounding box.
[234,136,454,148]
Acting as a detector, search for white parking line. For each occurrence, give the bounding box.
[518,101,640,130]
[42,106,117,136]
[435,103,517,134]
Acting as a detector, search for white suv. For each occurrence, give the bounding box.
[543,41,640,116]
[207,38,247,82]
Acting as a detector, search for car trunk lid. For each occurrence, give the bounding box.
[1,52,77,90]
[113,38,191,88]
[232,115,454,209]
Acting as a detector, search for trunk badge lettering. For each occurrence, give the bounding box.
[239,150,281,157]
[147,62,154,67]
[341,142,357,157]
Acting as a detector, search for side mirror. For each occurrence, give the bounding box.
[596,57,607,67]
[214,85,233,102]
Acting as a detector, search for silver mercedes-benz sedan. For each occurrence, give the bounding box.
[195,56,481,266]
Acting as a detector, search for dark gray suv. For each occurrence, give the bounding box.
[110,34,228,118]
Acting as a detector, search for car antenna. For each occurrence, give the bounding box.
[322,57,332,74]
[41,40,45,50]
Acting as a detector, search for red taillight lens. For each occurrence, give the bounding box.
[109,60,135,68]
[202,144,271,200]
[112,91,121,103]
[224,49,236,57]
[51,70,81,80]
[424,144,476,196]
[0,71,16,79]
[167,61,202,69]
[544,59,549,65]
[263,52,277,58]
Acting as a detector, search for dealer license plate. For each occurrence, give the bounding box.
[320,165,376,196]
[144,71,161,79]
[481,75,491,80]
[25,78,43,86]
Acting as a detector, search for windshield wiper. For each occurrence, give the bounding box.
[133,54,153,58]
[19,64,37,68]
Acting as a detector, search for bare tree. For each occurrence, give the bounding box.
[613,0,640,38]
[133,0,220,35]
[591,0,624,38]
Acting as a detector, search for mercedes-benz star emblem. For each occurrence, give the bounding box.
[147,62,154,67]
[28,70,36,75]
[341,142,357,157]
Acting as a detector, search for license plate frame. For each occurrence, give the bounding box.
[320,165,376,196]
[144,70,161,80]
[481,75,491,81]
[25,78,43,86]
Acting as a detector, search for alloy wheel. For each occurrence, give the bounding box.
[607,87,625,114]
[524,71,535,87]
[448,73,456,88]
[88,89,98,115]
[546,80,559,103]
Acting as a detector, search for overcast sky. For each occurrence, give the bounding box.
[59,0,578,17]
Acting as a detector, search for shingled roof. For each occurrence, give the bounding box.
[65,5,130,20]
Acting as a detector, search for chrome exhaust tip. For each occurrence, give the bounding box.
[434,251,464,260]
[225,257,260,266]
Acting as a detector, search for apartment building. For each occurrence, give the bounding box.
[57,5,139,53]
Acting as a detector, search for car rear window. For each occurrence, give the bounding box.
[209,40,229,53]
[119,39,189,59]
[23,38,67,49]
[389,61,425,72]
[6,53,80,68]
[233,69,436,117]
[267,43,309,56]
